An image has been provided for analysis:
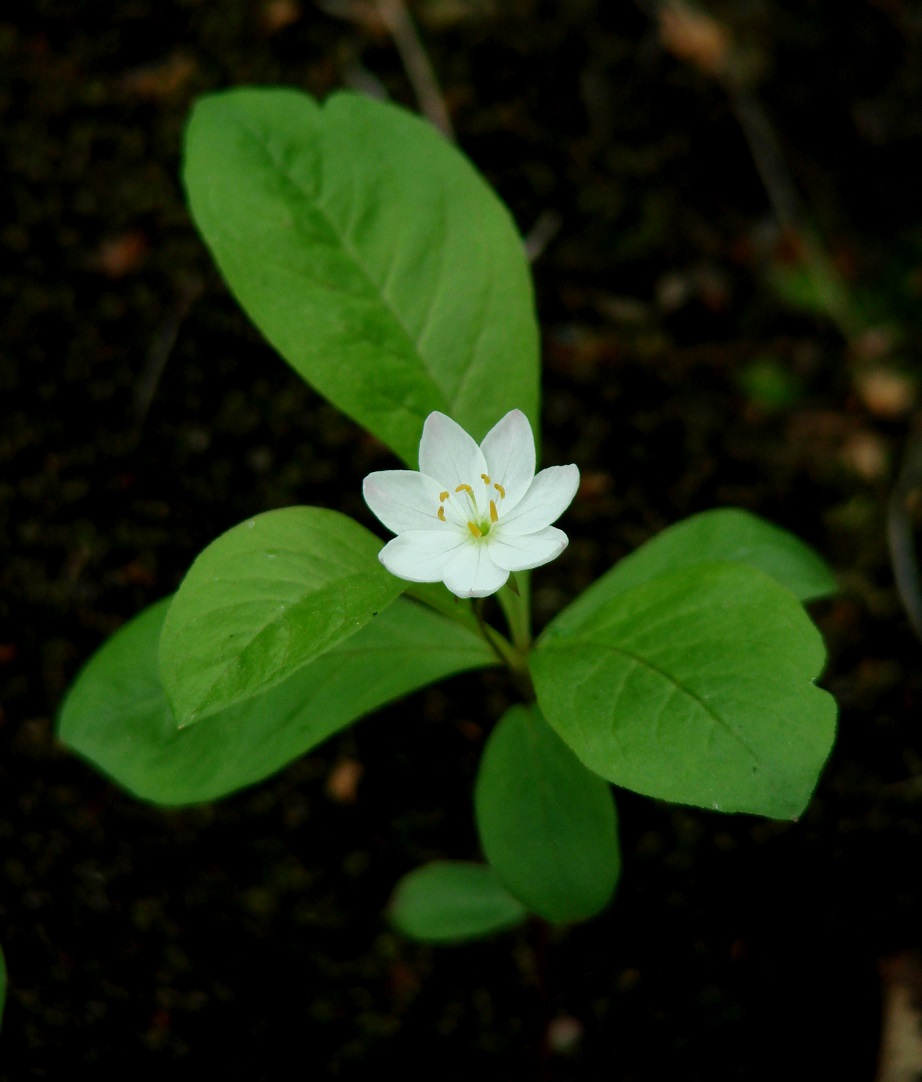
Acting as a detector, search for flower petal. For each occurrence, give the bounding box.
[488,526,569,572]
[500,464,580,534]
[377,530,469,583]
[442,544,510,598]
[418,411,488,490]
[363,470,445,535]
[479,409,536,513]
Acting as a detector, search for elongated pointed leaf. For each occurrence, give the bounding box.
[389,862,528,943]
[531,562,837,819]
[183,88,539,465]
[475,705,619,922]
[159,507,403,726]
[552,508,836,635]
[58,596,496,805]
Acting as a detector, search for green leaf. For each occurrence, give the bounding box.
[736,356,803,411]
[531,563,837,819]
[768,256,852,326]
[389,862,528,943]
[159,506,404,726]
[58,596,497,806]
[552,508,836,635]
[183,87,539,466]
[475,705,620,922]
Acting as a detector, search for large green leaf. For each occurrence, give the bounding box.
[183,87,539,466]
[389,862,528,943]
[159,507,403,726]
[475,705,620,922]
[552,508,836,636]
[531,562,837,819]
[58,596,496,806]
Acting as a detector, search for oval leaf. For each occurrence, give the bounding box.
[183,87,539,465]
[159,507,404,725]
[552,508,836,635]
[389,862,528,943]
[531,562,837,819]
[58,596,497,805]
[475,705,620,922]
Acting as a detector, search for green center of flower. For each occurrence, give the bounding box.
[436,473,506,539]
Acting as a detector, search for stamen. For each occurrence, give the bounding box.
[490,500,498,523]
[494,482,505,499]
[456,483,473,494]
[439,491,450,502]
[467,521,482,539]
[437,506,446,522]
[481,473,491,484]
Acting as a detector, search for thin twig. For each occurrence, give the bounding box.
[644,0,861,341]
[887,412,922,643]
[373,0,455,140]
[524,209,563,265]
[726,83,859,340]
[131,276,204,429]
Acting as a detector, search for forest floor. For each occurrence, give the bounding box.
[3,1,922,1078]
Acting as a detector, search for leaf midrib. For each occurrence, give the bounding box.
[237,113,453,408]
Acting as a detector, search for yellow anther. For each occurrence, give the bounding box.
[481,473,491,484]
[456,483,473,494]
[490,500,498,523]
[467,521,483,539]
[439,490,450,502]
[494,482,505,499]
[437,506,446,522]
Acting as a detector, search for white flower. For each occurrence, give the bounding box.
[363,409,580,598]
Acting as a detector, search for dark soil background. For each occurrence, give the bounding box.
[4,0,922,1077]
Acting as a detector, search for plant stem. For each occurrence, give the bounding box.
[476,596,535,701]
[405,582,534,697]
[497,575,533,654]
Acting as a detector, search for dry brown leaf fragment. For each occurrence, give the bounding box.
[261,0,303,34]
[855,369,917,418]
[119,52,196,100]
[326,758,365,803]
[90,231,149,278]
[658,1,731,77]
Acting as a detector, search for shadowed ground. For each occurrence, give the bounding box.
[3,1,922,1077]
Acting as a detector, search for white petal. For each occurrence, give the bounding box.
[418,411,488,490]
[378,530,468,583]
[441,544,510,598]
[488,526,569,572]
[500,464,580,534]
[479,409,536,513]
[363,470,445,535]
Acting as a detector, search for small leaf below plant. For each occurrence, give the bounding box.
[475,704,620,922]
[389,861,528,943]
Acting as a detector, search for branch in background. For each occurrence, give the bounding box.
[321,0,563,264]
[652,0,860,342]
[652,1,922,641]
[876,953,922,1082]
[374,0,455,140]
[131,276,204,430]
[524,209,562,265]
[887,413,922,643]
[319,0,454,139]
